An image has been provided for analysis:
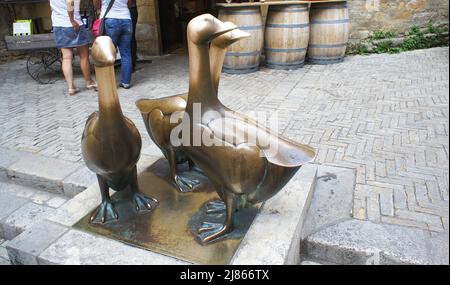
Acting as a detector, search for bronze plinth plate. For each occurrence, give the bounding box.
[74,159,259,265]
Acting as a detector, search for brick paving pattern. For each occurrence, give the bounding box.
[0,47,448,234]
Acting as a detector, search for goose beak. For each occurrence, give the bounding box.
[210,19,237,41]
[91,36,117,67]
[211,26,251,48]
[230,29,251,43]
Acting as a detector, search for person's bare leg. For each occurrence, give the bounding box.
[60,48,77,94]
[76,45,96,88]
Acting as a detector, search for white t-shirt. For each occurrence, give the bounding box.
[50,0,83,27]
[100,0,131,19]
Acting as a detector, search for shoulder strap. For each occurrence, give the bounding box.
[103,0,116,19]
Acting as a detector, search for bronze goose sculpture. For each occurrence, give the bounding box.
[135,25,249,193]
[82,36,158,224]
[181,14,317,244]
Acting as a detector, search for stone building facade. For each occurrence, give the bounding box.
[0,0,448,58]
[347,0,449,42]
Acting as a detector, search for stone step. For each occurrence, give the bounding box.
[299,164,356,265]
[301,164,356,239]
[0,238,10,265]
[300,260,323,265]
[301,219,449,265]
[0,181,69,241]
[300,164,449,265]
[299,256,338,265]
[0,147,95,198]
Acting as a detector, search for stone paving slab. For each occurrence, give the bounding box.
[301,165,356,239]
[5,220,68,265]
[0,182,68,208]
[38,229,189,265]
[0,192,28,222]
[62,166,96,198]
[303,219,449,265]
[0,202,56,240]
[46,183,101,228]
[6,151,81,194]
[0,181,69,250]
[0,147,22,181]
[0,240,8,260]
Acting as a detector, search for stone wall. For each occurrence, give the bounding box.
[348,0,449,42]
[263,0,449,43]
[136,0,161,55]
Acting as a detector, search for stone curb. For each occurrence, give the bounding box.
[299,165,449,265]
[231,164,318,265]
[0,147,98,198]
[302,219,449,265]
[5,220,69,265]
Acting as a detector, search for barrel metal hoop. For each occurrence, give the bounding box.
[266,23,309,29]
[270,7,309,12]
[220,10,261,15]
[223,63,260,74]
[225,51,261,57]
[307,57,344,64]
[310,19,350,25]
[265,47,307,53]
[223,63,260,70]
[309,43,347,48]
[239,25,264,31]
[310,5,348,10]
[266,60,305,66]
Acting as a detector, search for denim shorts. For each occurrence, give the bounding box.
[53,25,92,49]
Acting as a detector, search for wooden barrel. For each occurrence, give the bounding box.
[307,1,350,64]
[219,7,264,74]
[264,4,310,70]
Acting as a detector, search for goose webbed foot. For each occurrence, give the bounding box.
[90,200,118,224]
[197,222,233,244]
[133,192,158,212]
[206,200,226,214]
[173,175,200,193]
[191,165,204,175]
[188,159,204,175]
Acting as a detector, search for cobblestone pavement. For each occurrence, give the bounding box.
[0,47,448,234]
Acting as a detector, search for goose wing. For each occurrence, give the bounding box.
[207,116,316,167]
[136,94,187,115]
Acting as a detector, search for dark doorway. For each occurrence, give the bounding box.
[158,0,178,53]
[158,0,214,54]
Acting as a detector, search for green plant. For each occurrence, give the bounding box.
[369,30,397,41]
[356,22,447,55]
[403,25,440,50]
[387,47,403,54]
[374,40,391,53]
[354,43,370,55]
[427,21,439,34]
